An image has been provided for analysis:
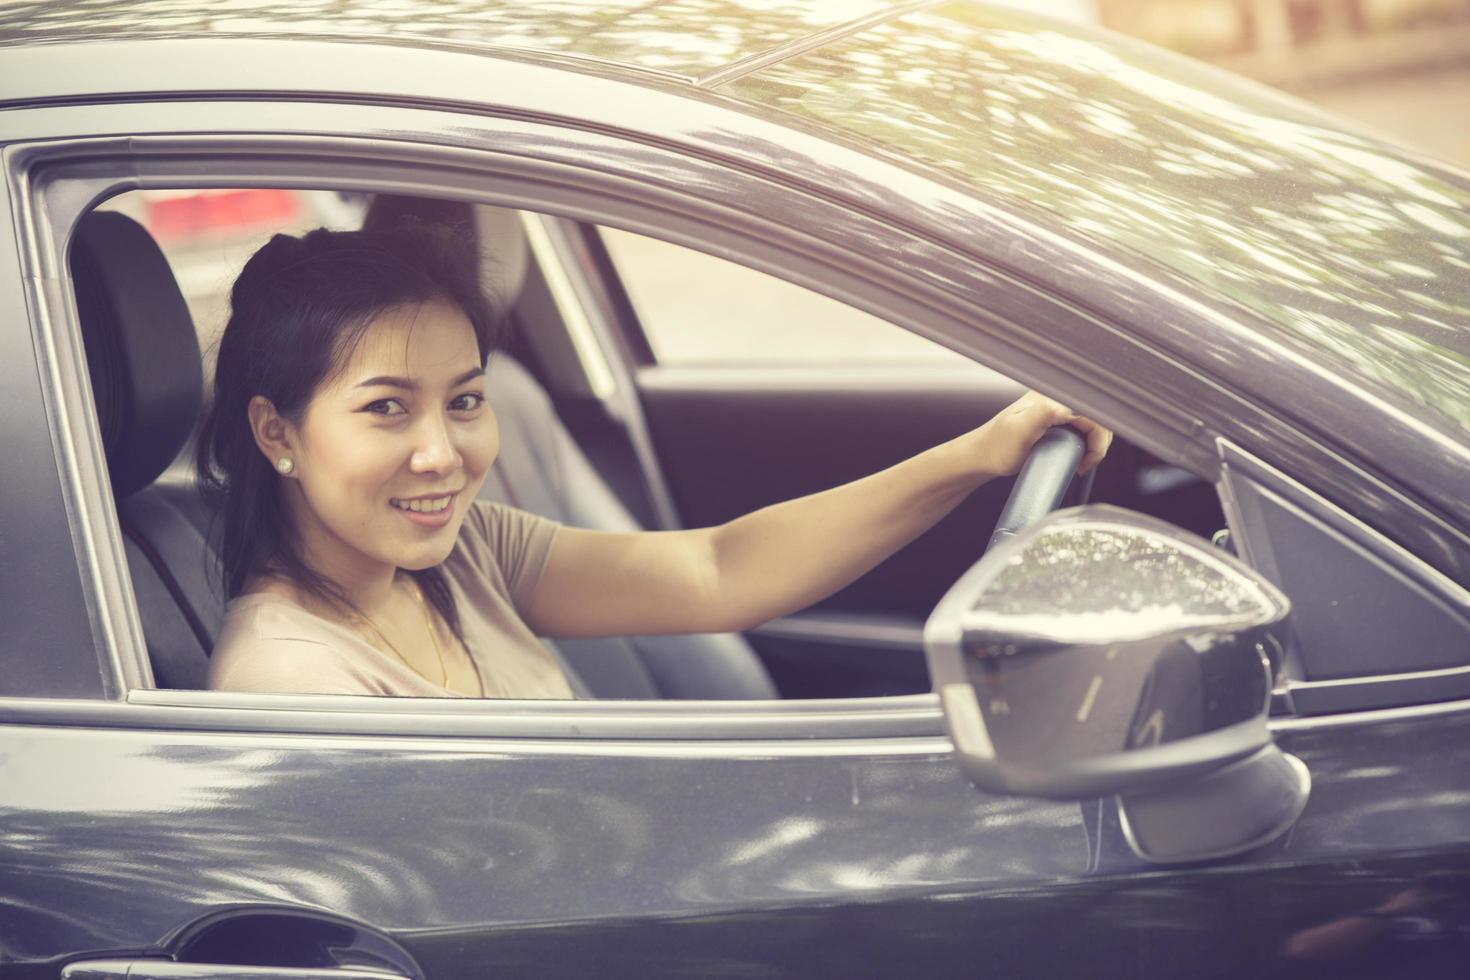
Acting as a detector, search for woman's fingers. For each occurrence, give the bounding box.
[1016,392,1076,430]
[1066,413,1114,473]
[985,391,1113,477]
[1017,393,1113,474]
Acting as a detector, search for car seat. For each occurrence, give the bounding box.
[69,204,777,699]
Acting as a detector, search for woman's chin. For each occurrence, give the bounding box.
[395,542,457,571]
[392,522,464,570]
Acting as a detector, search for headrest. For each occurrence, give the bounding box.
[70,211,202,498]
[474,205,530,313]
[363,194,529,313]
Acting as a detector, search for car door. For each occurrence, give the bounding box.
[2,59,1469,980]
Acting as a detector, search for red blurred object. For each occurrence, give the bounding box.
[144,188,301,242]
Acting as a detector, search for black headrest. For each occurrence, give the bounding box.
[70,211,202,498]
[364,194,529,312]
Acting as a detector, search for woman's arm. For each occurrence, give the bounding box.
[520,392,1111,638]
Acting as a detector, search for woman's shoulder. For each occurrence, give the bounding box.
[458,499,557,546]
[208,594,374,695]
[450,500,560,599]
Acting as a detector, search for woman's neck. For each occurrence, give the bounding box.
[247,560,400,621]
[312,555,401,619]
[264,496,403,620]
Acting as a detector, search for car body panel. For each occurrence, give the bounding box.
[3,701,1470,975]
[2,3,1469,977]
[0,171,103,699]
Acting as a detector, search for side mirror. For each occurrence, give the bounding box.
[926,505,1309,863]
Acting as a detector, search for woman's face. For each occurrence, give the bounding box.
[279,299,496,583]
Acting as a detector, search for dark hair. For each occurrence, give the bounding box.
[196,222,500,638]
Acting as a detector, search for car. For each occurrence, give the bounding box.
[2,1,1469,977]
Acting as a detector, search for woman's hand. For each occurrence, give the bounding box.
[968,391,1113,479]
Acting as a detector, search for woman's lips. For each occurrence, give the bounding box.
[390,493,457,529]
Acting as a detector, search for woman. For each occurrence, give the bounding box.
[202,222,1111,699]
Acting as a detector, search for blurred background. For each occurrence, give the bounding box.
[1031,0,1470,164]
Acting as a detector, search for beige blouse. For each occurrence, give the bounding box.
[207,501,575,699]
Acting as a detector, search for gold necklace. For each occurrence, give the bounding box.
[352,580,448,688]
[415,586,486,697]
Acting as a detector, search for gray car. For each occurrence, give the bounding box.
[2,2,1469,978]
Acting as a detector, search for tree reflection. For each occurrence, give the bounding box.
[729,4,1470,437]
[0,0,891,78]
[1,730,1086,962]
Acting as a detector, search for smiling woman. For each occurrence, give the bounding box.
[199,223,578,698]
[193,207,1109,701]
[247,303,496,591]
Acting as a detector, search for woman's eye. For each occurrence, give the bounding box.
[364,399,407,416]
[450,392,485,412]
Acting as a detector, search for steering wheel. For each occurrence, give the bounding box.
[986,425,1091,552]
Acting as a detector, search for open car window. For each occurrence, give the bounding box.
[72,188,1003,704]
[65,186,1229,709]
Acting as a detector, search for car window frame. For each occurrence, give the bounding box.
[0,150,112,700]
[1218,439,1470,714]
[7,101,1462,737]
[8,130,1043,739]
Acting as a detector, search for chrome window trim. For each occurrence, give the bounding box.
[4,686,1469,743]
[1270,693,1470,733]
[11,129,984,724]
[1284,664,1470,715]
[0,692,952,749]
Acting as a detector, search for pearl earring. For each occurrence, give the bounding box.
[276,457,295,475]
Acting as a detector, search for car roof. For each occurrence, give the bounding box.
[0,0,909,82]
[2,1,1467,464]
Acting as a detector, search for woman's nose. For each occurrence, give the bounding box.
[409,413,462,474]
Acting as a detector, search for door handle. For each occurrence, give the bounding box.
[63,960,411,980]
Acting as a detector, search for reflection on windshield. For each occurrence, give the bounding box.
[729,3,1470,437]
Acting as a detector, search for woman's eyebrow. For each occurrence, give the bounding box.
[354,367,485,391]
[452,367,488,387]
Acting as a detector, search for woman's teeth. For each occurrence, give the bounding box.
[393,496,452,513]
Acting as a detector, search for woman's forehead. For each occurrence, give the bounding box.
[336,300,481,381]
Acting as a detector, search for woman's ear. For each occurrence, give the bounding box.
[248,396,297,477]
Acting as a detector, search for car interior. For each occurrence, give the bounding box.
[69,187,1227,702]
